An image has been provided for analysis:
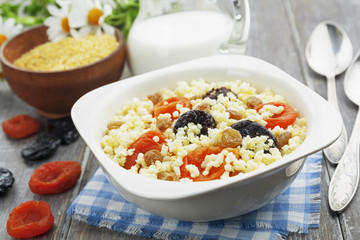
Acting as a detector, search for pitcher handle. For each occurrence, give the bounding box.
[220,0,250,54]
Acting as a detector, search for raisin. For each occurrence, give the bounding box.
[157,171,178,181]
[202,87,238,100]
[125,130,165,169]
[144,149,163,167]
[21,117,79,161]
[231,120,276,149]
[156,117,172,132]
[226,109,242,120]
[276,131,292,149]
[174,110,216,136]
[148,92,162,105]
[107,120,125,130]
[193,103,211,112]
[0,167,15,195]
[246,96,263,109]
[221,128,242,148]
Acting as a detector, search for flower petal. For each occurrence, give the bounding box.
[47,5,65,18]
[103,24,115,36]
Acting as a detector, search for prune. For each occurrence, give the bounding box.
[174,110,216,136]
[231,120,276,149]
[21,133,62,161]
[21,117,79,161]
[48,117,80,145]
[0,167,15,194]
[202,87,238,100]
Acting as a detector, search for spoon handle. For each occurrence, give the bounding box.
[323,75,348,164]
[329,109,360,213]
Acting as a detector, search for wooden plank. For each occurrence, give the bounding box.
[0,81,87,240]
[288,0,360,239]
[246,0,304,82]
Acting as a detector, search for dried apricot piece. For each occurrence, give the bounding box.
[29,161,81,195]
[255,102,297,129]
[2,114,40,139]
[180,146,239,181]
[7,200,54,238]
[153,96,192,120]
[125,130,165,169]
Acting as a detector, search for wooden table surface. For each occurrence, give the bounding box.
[1,0,360,239]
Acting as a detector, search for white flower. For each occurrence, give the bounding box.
[68,0,114,37]
[44,0,72,42]
[0,16,23,45]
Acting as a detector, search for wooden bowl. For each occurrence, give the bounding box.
[0,25,126,118]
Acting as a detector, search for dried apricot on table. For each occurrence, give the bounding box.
[29,161,81,195]
[2,114,40,139]
[7,200,54,238]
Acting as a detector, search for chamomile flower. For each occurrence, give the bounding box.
[44,0,72,42]
[0,17,23,46]
[68,0,114,37]
[0,16,22,76]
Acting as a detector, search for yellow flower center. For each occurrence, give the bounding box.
[0,34,7,45]
[88,8,104,25]
[61,17,70,33]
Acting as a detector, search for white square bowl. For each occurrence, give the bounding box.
[71,55,341,221]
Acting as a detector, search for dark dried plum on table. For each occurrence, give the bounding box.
[21,133,62,161]
[0,167,15,194]
[48,117,80,144]
[174,110,216,135]
[202,87,238,100]
[21,117,79,161]
[231,120,276,149]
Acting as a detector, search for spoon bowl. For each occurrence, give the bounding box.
[305,21,353,164]
[329,51,360,212]
[306,22,353,78]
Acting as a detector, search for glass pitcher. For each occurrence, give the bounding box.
[127,0,250,75]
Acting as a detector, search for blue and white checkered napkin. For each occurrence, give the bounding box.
[67,152,322,240]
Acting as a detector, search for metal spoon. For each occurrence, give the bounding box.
[305,21,353,164]
[329,51,360,213]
